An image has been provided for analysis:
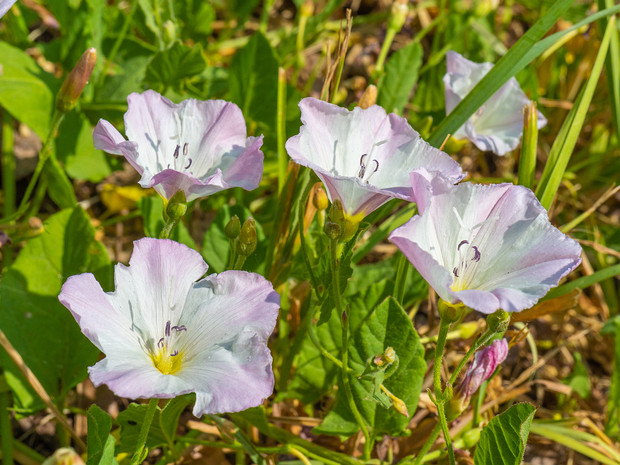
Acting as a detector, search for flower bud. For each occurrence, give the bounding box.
[165,190,187,222]
[457,338,508,400]
[225,215,241,239]
[237,218,257,257]
[56,48,97,114]
[162,20,176,45]
[313,185,329,211]
[486,309,510,334]
[373,347,396,367]
[358,84,377,109]
[300,0,314,17]
[388,0,408,32]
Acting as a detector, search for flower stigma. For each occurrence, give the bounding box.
[150,320,187,375]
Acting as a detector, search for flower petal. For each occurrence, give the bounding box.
[174,271,280,414]
[93,119,142,173]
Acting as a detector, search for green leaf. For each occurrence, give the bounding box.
[563,352,591,399]
[315,297,426,437]
[228,32,278,127]
[377,42,423,114]
[427,0,575,147]
[143,41,207,93]
[87,405,118,465]
[56,111,111,182]
[43,154,78,208]
[474,403,536,465]
[0,42,55,139]
[283,307,342,404]
[201,204,266,273]
[118,396,193,453]
[543,262,620,301]
[0,207,112,412]
[137,196,196,249]
[603,317,620,438]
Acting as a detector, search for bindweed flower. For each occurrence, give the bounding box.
[59,238,279,416]
[285,97,463,222]
[0,0,17,18]
[447,339,508,419]
[389,174,582,314]
[93,90,264,201]
[443,51,547,155]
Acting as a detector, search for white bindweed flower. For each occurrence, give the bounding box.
[443,51,547,155]
[285,97,463,221]
[59,238,280,416]
[93,90,264,201]
[389,173,581,314]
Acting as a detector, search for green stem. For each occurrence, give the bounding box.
[276,68,287,193]
[448,329,495,386]
[308,323,342,368]
[12,111,64,220]
[227,239,238,271]
[0,381,13,465]
[433,318,455,465]
[393,253,409,304]
[234,254,247,270]
[131,398,159,465]
[330,238,373,459]
[375,26,397,74]
[412,421,442,465]
[159,217,180,239]
[95,1,138,92]
[1,111,15,218]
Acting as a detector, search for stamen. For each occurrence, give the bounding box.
[453,267,459,277]
[471,246,481,262]
[157,337,165,348]
[358,154,368,179]
[458,240,469,250]
[173,145,180,159]
[171,325,187,332]
[165,321,171,337]
[184,158,192,170]
[183,143,189,156]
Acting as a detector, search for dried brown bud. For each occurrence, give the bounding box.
[56,48,97,114]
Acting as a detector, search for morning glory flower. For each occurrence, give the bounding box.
[93,90,264,201]
[443,51,547,156]
[58,238,279,416]
[285,97,463,220]
[389,174,581,314]
[0,0,17,18]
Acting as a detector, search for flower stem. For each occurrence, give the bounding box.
[131,398,159,465]
[277,67,288,193]
[7,111,64,223]
[433,317,456,465]
[329,238,373,460]
[0,379,13,465]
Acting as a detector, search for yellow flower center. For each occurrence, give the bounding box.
[151,347,183,375]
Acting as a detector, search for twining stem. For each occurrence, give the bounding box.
[10,111,64,221]
[328,238,373,459]
[131,398,159,465]
[375,26,397,74]
[433,318,455,465]
[448,328,496,386]
[159,218,178,239]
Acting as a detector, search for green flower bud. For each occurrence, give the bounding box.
[225,215,241,239]
[56,48,97,114]
[388,0,408,32]
[487,309,510,334]
[438,299,465,324]
[165,190,187,222]
[237,218,257,257]
[324,221,342,240]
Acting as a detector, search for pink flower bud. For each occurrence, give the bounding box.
[458,338,509,399]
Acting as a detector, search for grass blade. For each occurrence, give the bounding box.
[536,16,615,210]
